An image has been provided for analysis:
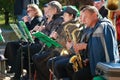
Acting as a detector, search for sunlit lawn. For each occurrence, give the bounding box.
[0,14,16,29]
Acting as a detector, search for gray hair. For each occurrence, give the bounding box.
[82,5,99,16]
[48,1,62,13]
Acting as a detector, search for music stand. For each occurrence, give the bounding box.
[32,31,62,48]
[0,29,5,43]
[10,24,27,42]
[10,23,28,79]
[19,21,35,80]
[19,21,34,43]
[0,34,5,43]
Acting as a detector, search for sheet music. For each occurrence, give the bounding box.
[19,21,35,43]
[0,28,5,42]
[10,24,27,42]
[32,31,62,48]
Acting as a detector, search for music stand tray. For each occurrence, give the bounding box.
[32,31,62,48]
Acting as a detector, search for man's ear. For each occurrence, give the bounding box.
[53,7,58,14]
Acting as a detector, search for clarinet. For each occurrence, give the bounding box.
[31,17,48,33]
[38,17,48,26]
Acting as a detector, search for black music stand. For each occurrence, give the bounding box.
[10,23,28,79]
[19,21,34,43]
[19,21,35,80]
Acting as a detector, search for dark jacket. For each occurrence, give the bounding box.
[99,6,108,18]
[25,16,42,31]
[14,0,39,15]
[43,14,64,36]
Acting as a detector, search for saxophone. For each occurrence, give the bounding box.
[69,26,84,72]
[60,23,73,56]
[63,22,84,72]
[60,23,81,56]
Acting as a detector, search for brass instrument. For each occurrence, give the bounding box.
[69,26,84,72]
[106,0,120,24]
[60,23,81,56]
[60,23,79,56]
[63,22,84,72]
[106,0,120,11]
[60,23,74,56]
[106,0,120,40]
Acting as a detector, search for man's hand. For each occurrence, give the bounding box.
[66,41,73,50]
[73,42,87,53]
[22,16,29,22]
[30,25,45,33]
[50,31,58,39]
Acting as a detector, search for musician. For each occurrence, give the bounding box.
[4,4,43,80]
[30,3,48,33]
[22,4,43,31]
[26,1,63,80]
[46,6,81,80]
[93,0,108,18]
[14,0,39,34]
[72,5,119,80]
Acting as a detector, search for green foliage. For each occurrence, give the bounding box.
[0,14,5,24]
[0,0,14,25]
[0,14,15,28]
[0,0,14,13]
[38,0,49,9]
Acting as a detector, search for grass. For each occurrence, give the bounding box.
[0,13,16,29]
[0,15,4,24]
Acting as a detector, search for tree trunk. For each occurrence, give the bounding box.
[4,11,9,25]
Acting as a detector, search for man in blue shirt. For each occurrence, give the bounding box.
[72,5,119,80]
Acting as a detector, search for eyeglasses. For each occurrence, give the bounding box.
[27,10,34,13]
